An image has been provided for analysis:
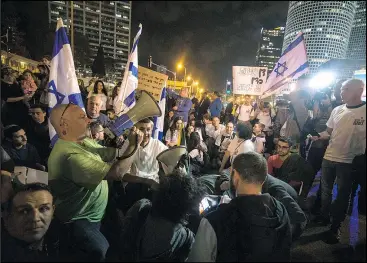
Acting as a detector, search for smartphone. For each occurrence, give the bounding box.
[199,197,210,215]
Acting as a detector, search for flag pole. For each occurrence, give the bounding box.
[70,1,74,56]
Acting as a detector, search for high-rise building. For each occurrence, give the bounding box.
[282,1,357,74]
[256,27,285,75]
[48,1,131,79]
[346,1,366,60]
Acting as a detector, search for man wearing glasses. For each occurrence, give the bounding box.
[267,137,292,178]
[48,103,147,261]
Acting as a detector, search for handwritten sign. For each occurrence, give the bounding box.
[138,66,168,101]
[232,66,268,95]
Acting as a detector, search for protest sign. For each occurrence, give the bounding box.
[138,66,168,101]
[232,66,267,95]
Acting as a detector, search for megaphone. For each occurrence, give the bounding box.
[156,146,187,175]
[104,90,162,138]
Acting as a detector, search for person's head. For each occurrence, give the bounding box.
[41,55,51,65]
[112,85,121,99]
[50,103,90,142]
[106,109,116,120]
[29,105,47,124]
[213,91,220,99]
[152,170,205,224]
[1,67,17,83]
[136,118,154,145]
[212,116,220,127]
[297,89,312,109]
[340,79,365,105]
[231,152,267,196]
[4,125,27,148]
[277,137,292,157]
[203,113,211,124]
[189,119,196,127]
[188,131,201,152]
[189,113,195,121]
[87,95,103,118]
[93,80,107,96]
[261,102,271,114]
[225,122,234,134]
[244,95,251,105]
[171,116,184,131]
[180,87,189,98]
[253,122,265,135]
[168,110,174,118]
[333,79,346,101]
[37,64,50,76]
[313,91,331,108]
[22,70,34,81]
[236,122,252,140]
[3,183,54,244]
[90,122,104,141]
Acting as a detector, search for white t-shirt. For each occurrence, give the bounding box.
[130,138,168,182]
[227,136,255,163]
[324,103,366,164]
[236,104,254,122]
[215,131,235,152]
[256,111,273,131]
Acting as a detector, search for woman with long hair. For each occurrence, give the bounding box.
[88,80,108,113]
[165,116,185,147]
[107,82,121,110]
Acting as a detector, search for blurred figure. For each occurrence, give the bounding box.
[198,92,211,120]
[77,79,88,107]
[106,108,117,122]
[90,122,105,146]
[167,87,192,126]
[235,95,255,128]
[20,70,38,103]
[252,122,266,154]
[86,95,109,127]
[209,91,223,118]
[88,80,108,113]
[165,116,185,147]
[35,63,50,106]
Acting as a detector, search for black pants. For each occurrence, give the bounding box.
[306,146,327,198]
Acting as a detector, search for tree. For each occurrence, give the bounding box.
[74,32,92,70]
[104,56,117,75]
[91,44,106,77]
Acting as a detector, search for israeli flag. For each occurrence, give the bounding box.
[153,87,167,140]
[262,33,309,97]
[48,18,85,147]
[114,24,142,115]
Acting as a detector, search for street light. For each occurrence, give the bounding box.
[177,63,187,83]
[187,75,192,81]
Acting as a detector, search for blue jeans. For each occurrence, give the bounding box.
[71,219,110,262]
[320,159,354,226]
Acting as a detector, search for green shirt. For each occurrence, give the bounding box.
[48,138,116,222]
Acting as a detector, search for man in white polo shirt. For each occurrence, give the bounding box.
[315,79,366,244]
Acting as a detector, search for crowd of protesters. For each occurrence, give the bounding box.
[1,60,366,262]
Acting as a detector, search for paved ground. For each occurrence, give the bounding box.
[290,173,366,262]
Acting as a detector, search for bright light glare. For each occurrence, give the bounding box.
[309,72,334,89]
[187,75,192,81]
[227,81,231,85]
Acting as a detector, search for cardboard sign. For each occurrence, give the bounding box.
[138,66,168,101]
[232,66,268,95]
[13,166,48,185]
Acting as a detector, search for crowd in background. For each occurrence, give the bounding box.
[1,58,366,262]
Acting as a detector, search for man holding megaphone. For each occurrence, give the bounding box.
[47,101,160,261]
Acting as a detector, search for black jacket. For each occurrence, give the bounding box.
[25,117,51,162]
[206,194,292,262]
[198,98,211,116]
[110,199,194,262]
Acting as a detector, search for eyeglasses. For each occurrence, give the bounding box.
[60,102,76,125]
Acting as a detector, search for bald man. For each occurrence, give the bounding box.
[87,95,109,127]
[48,103,147,261]
[313,79,366,244]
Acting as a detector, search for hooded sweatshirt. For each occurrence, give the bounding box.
[209,97,223,118]
[203,194,292,262]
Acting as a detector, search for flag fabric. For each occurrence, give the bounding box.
[153,87,167,140]
[48,18,85,146]
[262,33,309,98]
[114,24,142,115]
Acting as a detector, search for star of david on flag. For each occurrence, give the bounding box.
[48,18,85,147]
[262,33,309,98]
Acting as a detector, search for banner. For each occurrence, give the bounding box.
[152,87,166,140]
[137,66,168,101]
[232,66,268,95]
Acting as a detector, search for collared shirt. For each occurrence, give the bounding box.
[215,131,235,152]
[130,138,168,183]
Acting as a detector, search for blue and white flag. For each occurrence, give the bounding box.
[153,87,167,140]
[262,33,309,97]
[114,24,142,115]
[48,18,85,146]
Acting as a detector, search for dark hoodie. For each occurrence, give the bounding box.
[206,194,292,262]
[109,199,194,262]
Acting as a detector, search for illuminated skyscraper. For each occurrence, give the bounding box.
[48,1,131,78]
[256,27,285,75]
[346,1,366,60]
[283,1,357,74]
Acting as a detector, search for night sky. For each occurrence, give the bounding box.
[2,1,289,92]
[131,1,289,91]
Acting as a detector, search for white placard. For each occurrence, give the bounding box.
[232,66,268,95]
[14,166,48,185]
